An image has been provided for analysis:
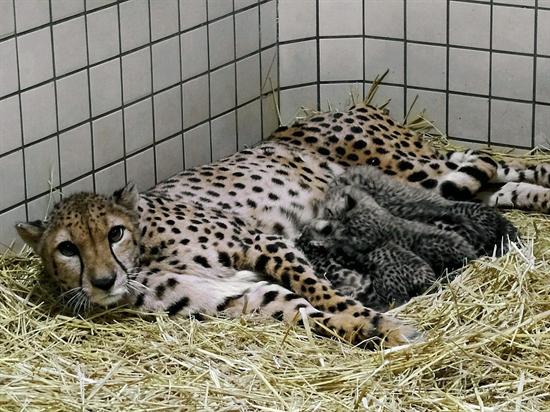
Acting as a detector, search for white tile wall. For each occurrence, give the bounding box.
[182,74,209,128]
[154,85,182,140]
[237,54,261,104]
[449,2,491,48]
[87,5,119,64]
[211,111,237,160]
[21,82,57,144]
[210,64,236,117]
[52,16,87,76]
[17,28,53,88]
[235,7,259,59]
[208,16,235,69]
[364,0,404,38]
[92,110,124,168]
[449,48,490,95]
[491,53,533,100]
[278,0,545,149]
[406,1,446,43]
[90,58,122,116]
[364,39,404,83]
[156,134,183,181]
[183,123,211,168]
[320,38,363,81]
[150,0,179,41]
[119,0,150,52]
[237,100,262,149]
[51,0,85,22]
[407,44,447,90]
[122,48,152,104]
[319,0,362,36]
[278,0,316,42]
[0,39,18,96]
[181,26,208,80]
[491,100,532,146]
[95,161,125,195]
[126,148,155,192]
[15,0,50,33]
[180,0,206,30]
[492,5,534,53]
[59,124,93,183]
[152,37,181,92]
[0,95,21,155]
[537,58,550,103]
[448,95,489,141]
[406,89,447,130]
[0,1,15,40]
[534,105,550,147]
[279,41,317,87]
[320,83,363,111]
[56,70,90,130]
[124,98,154,155]
[0,0,546,249]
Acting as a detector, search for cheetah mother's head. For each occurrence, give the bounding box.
[15,183,141,311]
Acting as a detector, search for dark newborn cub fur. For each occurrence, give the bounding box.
[297,166,518,311]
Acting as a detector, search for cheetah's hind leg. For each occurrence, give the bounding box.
[476,182,550,214]
[474,158,550,213]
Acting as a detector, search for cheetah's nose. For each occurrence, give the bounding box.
[91,274,117,291]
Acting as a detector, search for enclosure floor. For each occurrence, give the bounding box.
[0,209,549,411]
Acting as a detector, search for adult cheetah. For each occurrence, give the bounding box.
[16,102,550,347]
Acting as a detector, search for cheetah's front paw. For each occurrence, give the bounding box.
[325,312,422,347]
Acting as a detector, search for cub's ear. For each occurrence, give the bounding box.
[344,193,357,212]
[112,182,139,211]
[15,220,46,252]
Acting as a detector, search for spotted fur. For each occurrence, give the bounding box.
[15,102,547,348]
[297,166,518,310]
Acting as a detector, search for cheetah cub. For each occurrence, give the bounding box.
[297,166,518,310]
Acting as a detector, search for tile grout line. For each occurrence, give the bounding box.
[232,0,239,152]
[177,0,186,170]
[48,0,63,204]
[205,0,214,163]
[0,0,278,47]
[4,31,550,106]
[403,0,408,118]
[315,0,321,110]
[275,0,280,126]
[531,0,539,148]
[362,0,366,100]
[0,92,277,217]
[488,0,494,146]
[83,0,98,192]
[11,0,29,222]
[147,0,158,186]
[445,0,450,137]
[257,0,264,141]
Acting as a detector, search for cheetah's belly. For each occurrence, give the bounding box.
[148,142,344,239]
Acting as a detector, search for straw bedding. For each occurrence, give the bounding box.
[1,116,550,411]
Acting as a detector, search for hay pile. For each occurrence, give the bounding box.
[0,212,548,410]
[1,83,550,410]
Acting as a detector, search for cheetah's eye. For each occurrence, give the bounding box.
[58,241,79,257]
[108,225,125,243]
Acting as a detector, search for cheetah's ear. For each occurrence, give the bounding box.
[112,182,139,211]
[15,220,46,253]
[344,193,357,212]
